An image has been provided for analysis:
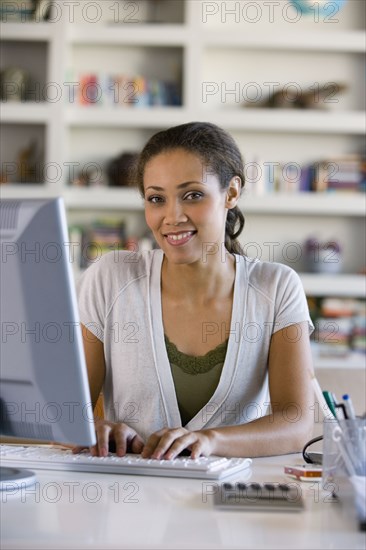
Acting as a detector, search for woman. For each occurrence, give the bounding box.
[77,122,314,460]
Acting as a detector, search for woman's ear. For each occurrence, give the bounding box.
[225,177,241,209]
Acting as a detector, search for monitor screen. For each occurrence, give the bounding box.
[0,198,96,448]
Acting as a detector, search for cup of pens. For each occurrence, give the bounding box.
[322,417,366,529]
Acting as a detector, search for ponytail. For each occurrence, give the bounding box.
[225,206,245,255]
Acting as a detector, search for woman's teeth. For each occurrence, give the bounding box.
[168,231,193,241]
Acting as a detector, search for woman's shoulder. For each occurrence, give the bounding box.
[236,255,302,298]
[77,248,161,289]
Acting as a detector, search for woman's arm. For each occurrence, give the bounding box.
[78,323,144,457]
[142,321,315,459]
[206,320,315,457]
[80,323,106,409]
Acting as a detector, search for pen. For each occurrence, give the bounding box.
[335,403,346,420]
[322,391,337,418]
[341,395,363,475]
[309,373,334,420]
[342,394,356,419]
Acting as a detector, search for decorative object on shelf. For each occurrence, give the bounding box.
[75,72,181,107]
[33,0,53,21]
[0,0,52,21]
[304,237,343,274]
[309,295,365,358]
[106,0,184,25]
[0,0,34,21]
[244,154,365,194]
[310,154,364,193]
[70,218,154,271]
[0,67,29,102]
[243,82,348,110]
[290,0,346,16]
[70,166,106,187]
[107,152,139,187]
[352,312,366,355]
[80,218,127,268]
[17,140,43,184]
[360,159,366,193]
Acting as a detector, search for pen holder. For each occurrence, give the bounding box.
[322,418,366,530]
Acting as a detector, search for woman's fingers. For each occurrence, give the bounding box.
[74,423,210,460]
[93,422,112,456]
[71,446,87,455]
[130,433,145,455]
[142,428,193,459]
[113,425,144,456]
[82,420,146,457]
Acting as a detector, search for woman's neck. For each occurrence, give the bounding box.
[161,250,236,306]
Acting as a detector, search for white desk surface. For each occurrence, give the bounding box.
[1,452,365,550]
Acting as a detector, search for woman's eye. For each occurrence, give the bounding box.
[146,196,164,204]
[185,192,203,200]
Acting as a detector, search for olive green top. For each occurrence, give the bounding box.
[164,335,228,426]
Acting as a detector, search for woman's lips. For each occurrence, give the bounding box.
[164,231,196,246]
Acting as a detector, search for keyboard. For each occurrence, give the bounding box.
[0,445,252,480]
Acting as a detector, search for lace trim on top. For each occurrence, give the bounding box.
[164,335,228,375]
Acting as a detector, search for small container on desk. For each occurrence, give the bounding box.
[322,418,366,531]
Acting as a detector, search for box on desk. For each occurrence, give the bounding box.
[322,418,366,531]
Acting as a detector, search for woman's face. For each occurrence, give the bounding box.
[143,148,229,265]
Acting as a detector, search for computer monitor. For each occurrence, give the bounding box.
[0,198,96,486]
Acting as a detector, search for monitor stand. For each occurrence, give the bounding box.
[0,466,36,491]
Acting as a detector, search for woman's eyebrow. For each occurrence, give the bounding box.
[145,181,205,192]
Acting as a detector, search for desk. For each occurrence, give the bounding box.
[1,453,365,550]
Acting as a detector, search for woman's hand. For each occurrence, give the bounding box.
[141,427,216,460]
[73,419,144,457]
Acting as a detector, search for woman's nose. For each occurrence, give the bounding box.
[164,200,188,225]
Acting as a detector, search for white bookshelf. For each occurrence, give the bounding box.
[203,29,366,53]
[311,344,365,370]
[63,105,366,134]
[0,21,55,41]
[300,273,365,298]
[1,102,53,123]
[67,24,188,46]
[1,0,365,311]
[2,185,365,216]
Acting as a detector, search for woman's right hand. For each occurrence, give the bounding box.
[73,419,145,457]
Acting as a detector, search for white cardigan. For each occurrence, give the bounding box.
[77,249,313,442]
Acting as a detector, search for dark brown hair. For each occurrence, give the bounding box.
[134,122,245,254]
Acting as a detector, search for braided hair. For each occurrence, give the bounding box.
[134,122,245,255]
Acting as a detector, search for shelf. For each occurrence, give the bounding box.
[0,185,145,210]
[300,273,366,297]
[2,186,365,217]
[67,25,366,53]
[67,24,187,46]
[208,109,366,135]
[0,22,55,41]
[241,193,366,217]
[313,350,365,370]
[63,187,144,210]
[1,102,53,124]
[0,185,60,200]
[65,106,366,135]
[203,30,366,53]
[65,106,188,127]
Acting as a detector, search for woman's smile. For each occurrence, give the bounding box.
[164,230,197,246]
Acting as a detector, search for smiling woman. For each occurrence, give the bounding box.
[136,122,245,258]
[76,122,315,461]
[143,147,240,267]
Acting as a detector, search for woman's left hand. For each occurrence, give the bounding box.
[141,427,216,460]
